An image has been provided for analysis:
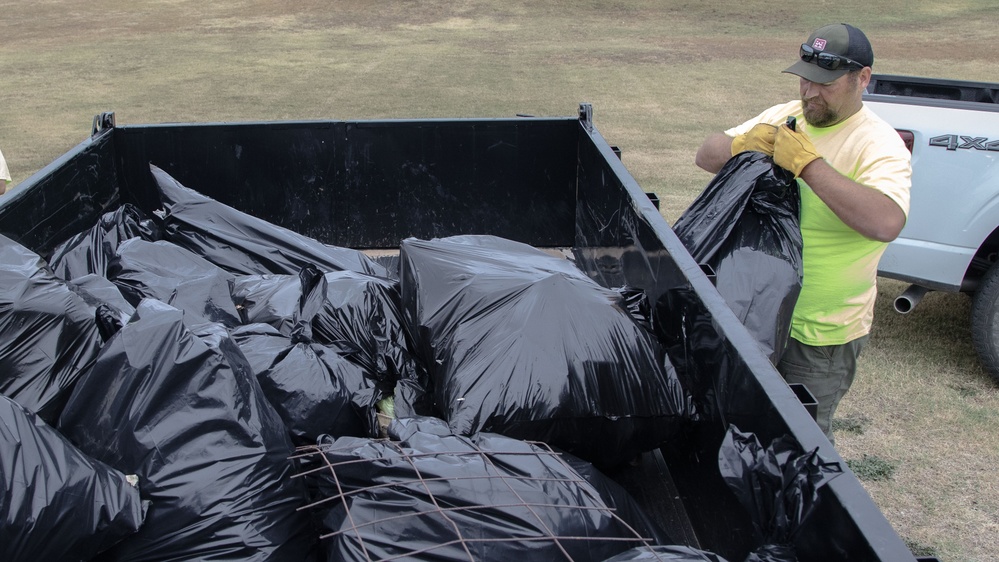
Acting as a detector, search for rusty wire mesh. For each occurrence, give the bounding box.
[291,434,674,562]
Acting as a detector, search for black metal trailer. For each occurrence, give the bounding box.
[0,106,922,561]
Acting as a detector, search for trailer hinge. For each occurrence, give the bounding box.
[578,102,593,131]
[92,111,116,138]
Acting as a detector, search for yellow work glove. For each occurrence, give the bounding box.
[730,123,778,157]
[774,124,822,177]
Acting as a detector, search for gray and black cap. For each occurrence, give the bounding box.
[783,23,874,84]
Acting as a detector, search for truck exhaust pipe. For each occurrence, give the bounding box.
[893,284,931,314]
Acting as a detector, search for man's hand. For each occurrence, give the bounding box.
[730,123,778,157]
[774,124,822,177]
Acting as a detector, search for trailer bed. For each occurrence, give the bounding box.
[0,107,918,561]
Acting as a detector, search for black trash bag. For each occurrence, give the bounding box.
[68,276,134,343]
[107,237,242,328]
[232,265,428,438]
[47,203,162,280]
[560,452,672,548]
[231,322,372,443]
[652,287,715,403]
[617,285,654,332]
[150,163,389,278]
[0,234,106,424]
[399,235,693,467]
[1,395,145,562]
[232,266,419,386]
[231,272,309,335]
[309,268,431,429]
[311,269,421,386]
[69,273,136,323]
[718,426,843,562]
[58,299,316,562]
[672,152,801,363]
[349,372,435,436]
[602,546,730,561]
[230,265,332,336]
[298,416,665,562]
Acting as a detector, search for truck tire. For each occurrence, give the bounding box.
[971,261,999,385]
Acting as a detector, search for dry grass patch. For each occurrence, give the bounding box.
[838,279,999,560]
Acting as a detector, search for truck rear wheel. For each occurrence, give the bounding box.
[971,260,999,385]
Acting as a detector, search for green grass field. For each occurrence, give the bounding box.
[4,2,998,560]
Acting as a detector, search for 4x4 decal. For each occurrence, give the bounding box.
[929,134,999,151]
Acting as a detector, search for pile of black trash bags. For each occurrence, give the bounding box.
[0,162,833,562]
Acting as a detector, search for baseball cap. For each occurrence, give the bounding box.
[783,23,874,84]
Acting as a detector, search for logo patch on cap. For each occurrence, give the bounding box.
[812,38,827,50]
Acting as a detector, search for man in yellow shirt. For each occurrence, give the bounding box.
[694,23,912,442]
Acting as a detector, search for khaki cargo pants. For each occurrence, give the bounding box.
[777,335,870,444]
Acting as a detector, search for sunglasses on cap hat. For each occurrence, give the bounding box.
[799,43,865,71]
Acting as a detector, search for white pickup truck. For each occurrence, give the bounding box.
[866,74,999,383]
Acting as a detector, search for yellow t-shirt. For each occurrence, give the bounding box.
[726,101,911,345]
[0,149,10,183]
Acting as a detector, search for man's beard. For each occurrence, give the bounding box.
[802,98,838,127]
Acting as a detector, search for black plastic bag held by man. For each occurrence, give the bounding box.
[673,152,801,363]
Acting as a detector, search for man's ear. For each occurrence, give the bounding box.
[858,66,873,90]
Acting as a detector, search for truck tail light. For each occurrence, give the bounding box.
[896,129,914,153]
